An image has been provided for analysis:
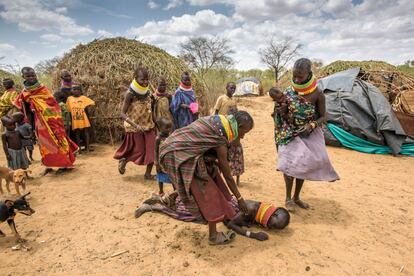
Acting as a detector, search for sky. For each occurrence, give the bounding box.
[0,0,413,71]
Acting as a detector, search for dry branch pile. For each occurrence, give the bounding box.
[53,37,207,144]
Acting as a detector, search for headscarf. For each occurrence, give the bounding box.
[212,115,238,142]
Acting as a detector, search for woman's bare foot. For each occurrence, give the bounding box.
[134,204,152,218]
[294,199,310,209]
[144,174,156,181]
[134,203,163,218]
[143,194,163,205]
[41,168,53,176]
[285,199,296,212]
[118,158,127,175]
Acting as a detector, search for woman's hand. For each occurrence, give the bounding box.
[251,232,269,241]
[237,197,248,215]
[297,123,313,137]
[132,123,144,133]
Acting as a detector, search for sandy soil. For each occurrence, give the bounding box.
[0,97,413,275]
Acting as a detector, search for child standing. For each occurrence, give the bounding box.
[66,84,95,153]
[214,82,237,115]
[1,116,29,170]
[215,83,244,186]
[153,77,173,124]
[154,117,173,196]
[54,91,72,137]
[12,112,34,161]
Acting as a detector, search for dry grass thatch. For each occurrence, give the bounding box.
[53,37,207,144]
[318,60,396,75]
[0,69,22,94]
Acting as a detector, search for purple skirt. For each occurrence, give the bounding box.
[277,127,340,181]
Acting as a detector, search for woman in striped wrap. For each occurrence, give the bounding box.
[135,111,254,245]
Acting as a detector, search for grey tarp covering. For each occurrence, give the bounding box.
[235,77,260,84]
[318,67,407,155]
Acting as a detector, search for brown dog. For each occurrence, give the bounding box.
[0,167,31,196]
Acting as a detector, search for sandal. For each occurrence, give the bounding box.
[118,159,127,175]
[209,231,236,246]
[285,199,296,212]
[294,199,310,209]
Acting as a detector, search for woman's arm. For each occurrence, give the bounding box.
[315,90,326,126]
[120,92,143,132]
[215,145,248,214]
[225,216,269,241]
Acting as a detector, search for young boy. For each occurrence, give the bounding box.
[12,112,34,161]
[66,84,95,153]
[54,91,72,137]
[153,77,173,124]
[214,82,237,115]
[154,117,173,195]
[1,116,29,170]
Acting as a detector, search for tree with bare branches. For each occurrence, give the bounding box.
[179,36,234,86]
[34,56,61,75]
[259,37,301,84]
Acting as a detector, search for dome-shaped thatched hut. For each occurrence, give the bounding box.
[53,37,206,143]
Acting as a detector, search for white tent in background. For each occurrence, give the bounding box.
[234,77,262,97]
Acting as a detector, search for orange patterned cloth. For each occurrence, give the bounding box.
[14,82,78,168]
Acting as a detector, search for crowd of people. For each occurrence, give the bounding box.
[0,57,339,246]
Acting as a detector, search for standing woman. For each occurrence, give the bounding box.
[275,58,339,212]
[170,72,198,129]
[14,67,78,174]
[114,67,156,179]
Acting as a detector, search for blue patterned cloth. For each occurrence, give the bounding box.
[156,172,172,183]
[170,88,198,129]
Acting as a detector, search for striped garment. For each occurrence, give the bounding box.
[160,116,231,201]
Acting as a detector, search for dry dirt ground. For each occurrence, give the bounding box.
[0,97,413,275]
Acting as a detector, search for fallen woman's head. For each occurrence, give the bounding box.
[267,207,290,230]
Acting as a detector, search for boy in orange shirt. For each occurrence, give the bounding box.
[66,84,95,153]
